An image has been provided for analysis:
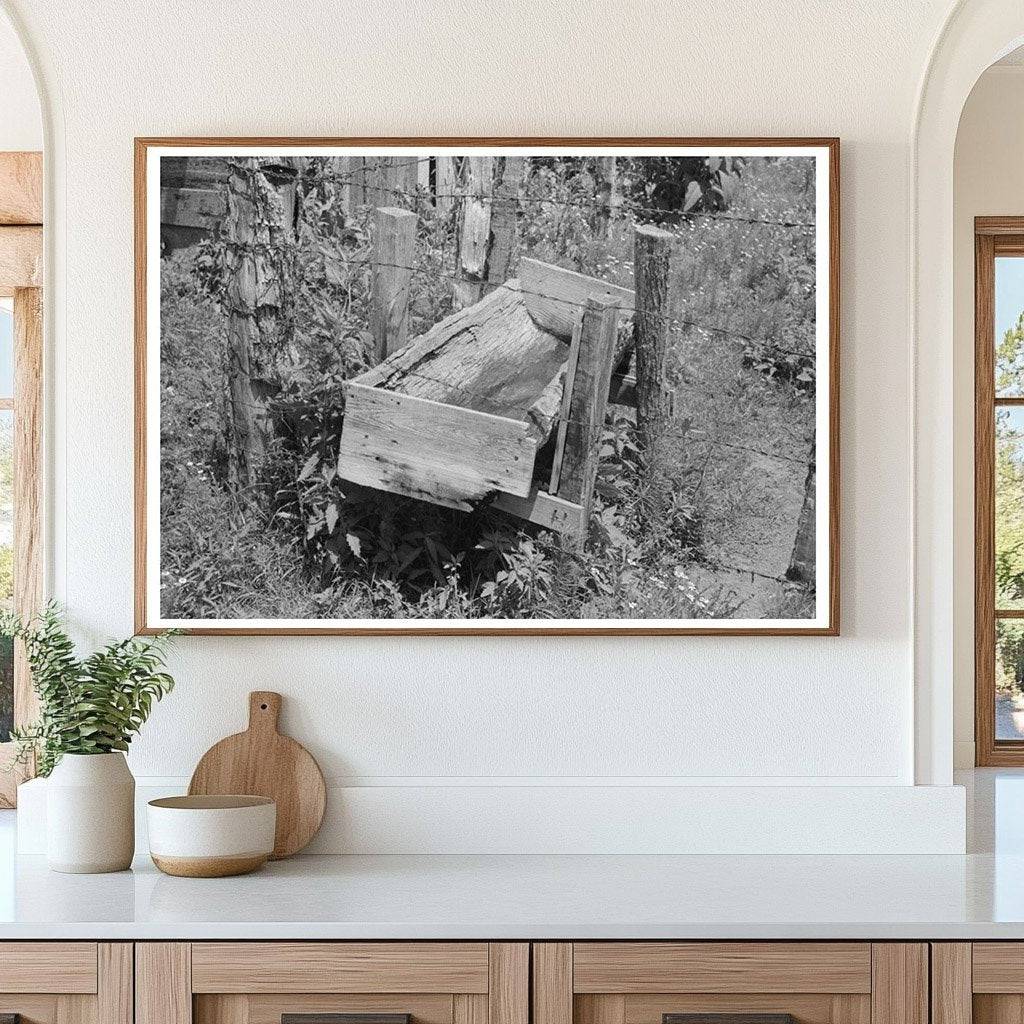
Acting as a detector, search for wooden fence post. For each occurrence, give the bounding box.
[500,156,528,189]
[371,206,417,363]
[786,458,816,583]
[224,157,271,487]
[454,156,494,308]
[484,181,518,295]
[435,157,456,217]
[341,156,367,215]
[633,223,674,453]
[375,156,417,205]
[596,157,621,237]
[553,296,621,549]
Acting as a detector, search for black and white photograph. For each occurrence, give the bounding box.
[138,141,838,634]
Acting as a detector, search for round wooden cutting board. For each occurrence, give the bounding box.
[188,691,326,859]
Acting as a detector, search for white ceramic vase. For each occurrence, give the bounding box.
[46,752,135,873]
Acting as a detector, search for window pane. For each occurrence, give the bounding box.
[0,410,12,742]
[997,407,1024,609]
[998,619,1024,740]
[996,256,1024,396]
[0,300,12,400]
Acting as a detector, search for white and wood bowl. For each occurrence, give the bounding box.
[147,795,276,877]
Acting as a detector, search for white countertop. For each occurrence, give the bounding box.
[0,849,1022,940]
[0,769,1021,941]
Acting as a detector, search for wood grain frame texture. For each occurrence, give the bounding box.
[532,942,927,1024]
[0,151,43,807]
[975,217,1024,765]
[134,136,840,636]
[136,942,527,1024]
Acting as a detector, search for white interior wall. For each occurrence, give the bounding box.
[952,62,1024,768]
[0,9,39,151]
[0,0,980,852]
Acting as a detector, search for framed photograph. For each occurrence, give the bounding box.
[135,137,839,635]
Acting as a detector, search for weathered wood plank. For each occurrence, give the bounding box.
[492,488,582,534]
[160,186,226,229]
[455,156,494,307]
[455,199,490,307]
[373,156,418,204]
[595,156,621,237]
[0,152,42,225]
[357,281,567,428]
[343,156,367,212]
[0,225,42,292]
[484,181,518,295]
[787,459,816,582]
[160,156,230,189]
[548,309,585,494]
[555,297,621,545]
[519,257,633,339]
[371,206,417,363]
[634,223,673,450]
[435,156,456,216]
[355,282,519,390]
[337,382,537,508]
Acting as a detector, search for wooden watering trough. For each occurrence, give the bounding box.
[336,258,635,536]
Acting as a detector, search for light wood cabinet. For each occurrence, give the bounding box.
[136,943,528,1024]
[930,943,1024,1024]
[0,938,947,1024]
[0,943,132,1024]
[533,943,928,1024]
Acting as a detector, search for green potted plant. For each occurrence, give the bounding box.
[2,604,176,873]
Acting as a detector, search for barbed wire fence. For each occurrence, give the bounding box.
[169,153,820,596]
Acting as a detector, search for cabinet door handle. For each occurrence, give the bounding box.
[664,1016,797,1024]
[283,1015,411,1024]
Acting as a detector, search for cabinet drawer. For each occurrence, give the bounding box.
[191,943,490,993]
[535,944,925,1024]
[0,942,98,993]
[934,943,1024,1024]
[139,942,528,1024]
[572,943,872,994]
[0,943,130,1024]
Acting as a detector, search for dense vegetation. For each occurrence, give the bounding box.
[995,313,1024,695]
[160,156,817,621]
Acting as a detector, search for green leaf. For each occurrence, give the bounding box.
[6,603,177,776]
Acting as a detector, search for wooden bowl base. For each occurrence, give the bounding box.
[151,853,268,878]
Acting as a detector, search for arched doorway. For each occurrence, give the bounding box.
[914,0,1024,785]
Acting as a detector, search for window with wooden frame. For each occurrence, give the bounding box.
[0,151,43,806]
[974,217,1024,765]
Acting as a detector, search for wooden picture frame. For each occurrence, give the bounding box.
[135,137,840,636]
[0,151,43,806]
